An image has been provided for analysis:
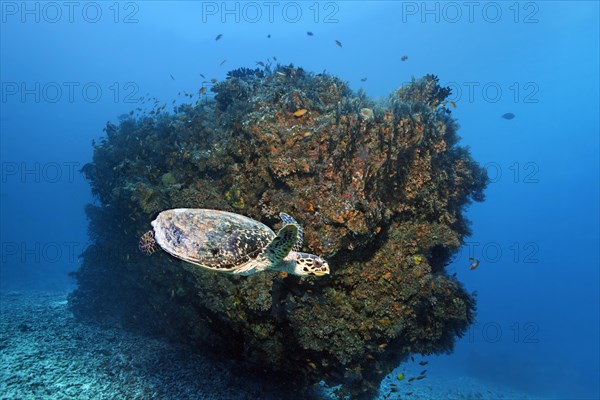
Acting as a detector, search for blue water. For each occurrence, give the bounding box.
[1,2,598,399]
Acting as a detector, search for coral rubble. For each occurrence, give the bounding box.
[70,66,488,399]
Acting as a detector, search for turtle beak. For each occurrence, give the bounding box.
[313,260,330,276]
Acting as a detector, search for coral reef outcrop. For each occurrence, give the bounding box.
[70,67,488,399]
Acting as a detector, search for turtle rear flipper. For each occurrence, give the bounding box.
[139,230,158,255]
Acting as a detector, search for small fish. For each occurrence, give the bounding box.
[390,387,399,393]
[273,56,277,61]
[335,39,342,47]
[215,34,222,41]
[401,55,408,61]
[406,392,413,396]
[416,375,426,380]
[199,73,205,79]
[360,77,367,82]
[408,377,416,382]
[293,109,308,117]
[418,361,428,366]
[420,369,427,375]
[411,356,415,362]
[308,362,317,369]
[211,78,217,84]
[267,34,271,38]
[307,31,314,36]
[501,112,515,120]
[396,373,405,381]
[378,343,387,349]
[219,59,226,66]
[256,61,265,67]
[170,73,175,80]
[199,87,206,94]
[469,258,480,270]
[449,101,457,108]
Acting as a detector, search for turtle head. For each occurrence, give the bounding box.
[291,252,330,276]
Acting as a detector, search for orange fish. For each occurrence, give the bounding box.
[293,109,308,117]
[469,257,480,270]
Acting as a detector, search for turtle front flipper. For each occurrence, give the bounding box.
[232,223,298,275]
[279,213,303,251]
[265,223,298,264]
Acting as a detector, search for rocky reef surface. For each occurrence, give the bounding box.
[0,291,322,399]
[1,291,546,400]
[70,66,488,399]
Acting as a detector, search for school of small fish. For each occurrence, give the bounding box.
[383,358,431,398]
[165,32,417,101]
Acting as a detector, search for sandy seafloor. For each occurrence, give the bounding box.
[0,291,547,400]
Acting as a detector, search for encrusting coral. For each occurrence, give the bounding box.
[70,66,488,399]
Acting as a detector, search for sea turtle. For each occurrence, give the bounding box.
[139,208,330,276]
